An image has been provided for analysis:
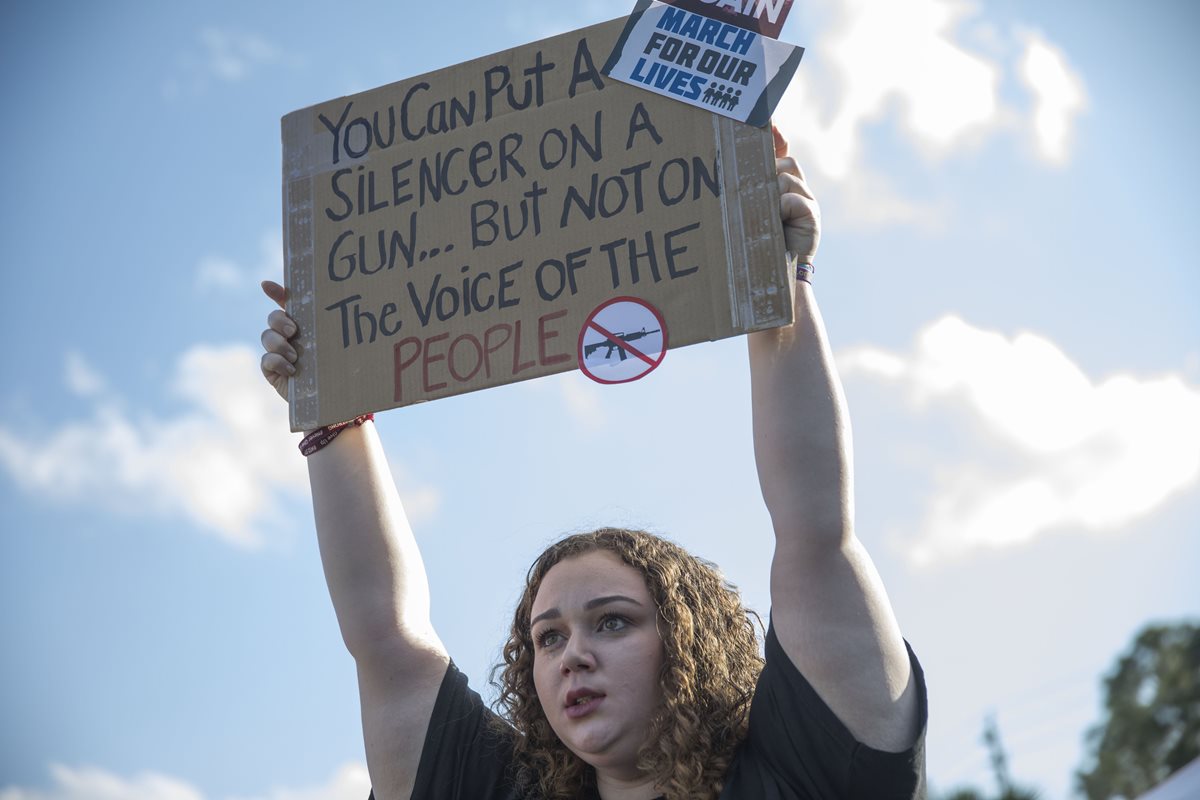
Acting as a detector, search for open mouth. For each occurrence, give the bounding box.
[565,696,604,718]
[564,691,606,718]
[566,688,604,706]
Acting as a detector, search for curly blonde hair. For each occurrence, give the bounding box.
[492,528,764,800]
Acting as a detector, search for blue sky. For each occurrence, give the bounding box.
[1,1,1198,799]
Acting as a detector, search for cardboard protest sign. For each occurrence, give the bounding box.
[282,16,792,432]
[602,1,803,125]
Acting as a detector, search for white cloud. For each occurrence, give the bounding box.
[197,257,242,290]
[840,316,1200,564]
[163,29,291,99]
[0,348,442,547]
[197,231,283,292]
[1018,30,1087,165]
[199,28,281,82]
[0,762,370,800]
[65,352,107,398]
[0,347,305,548]
[793,0,1001,180]
[774,0,1087,228]
[0,764,204,800]
[520,370,610,431]
[559,373,608,431]
[230,763,371,800]
[390,465,443,526]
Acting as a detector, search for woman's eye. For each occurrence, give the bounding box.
[535,630,561,648]
[600,615,627,632]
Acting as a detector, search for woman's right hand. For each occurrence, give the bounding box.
[259,280,298,401]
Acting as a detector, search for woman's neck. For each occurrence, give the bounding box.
[594,769,662,800]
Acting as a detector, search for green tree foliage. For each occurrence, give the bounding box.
[942,790,1039,800]
[1077,621,1200,800]
[939,716,1040,800]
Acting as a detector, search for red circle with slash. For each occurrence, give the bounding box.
[577,296,669,385]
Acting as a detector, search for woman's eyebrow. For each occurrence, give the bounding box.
[585,594,643,611]
[530,595,644,626]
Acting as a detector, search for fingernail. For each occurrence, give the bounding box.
[286,364,296,376]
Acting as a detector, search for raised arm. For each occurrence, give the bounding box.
[260,281,449,799]
[749,131,920,752]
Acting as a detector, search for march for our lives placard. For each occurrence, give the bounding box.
[602,0,803,126]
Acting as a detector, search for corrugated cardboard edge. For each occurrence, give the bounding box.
[282,112,321,432]
[715,115,791,333]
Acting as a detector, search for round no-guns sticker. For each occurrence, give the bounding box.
[577,297,669,385]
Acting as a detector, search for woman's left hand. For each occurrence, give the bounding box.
[773,124,820,266]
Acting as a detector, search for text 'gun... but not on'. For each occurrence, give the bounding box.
[584,328,662,361]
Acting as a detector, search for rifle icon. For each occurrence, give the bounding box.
[583,328,662,361]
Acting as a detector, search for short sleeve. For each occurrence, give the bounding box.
[723,621,928,799]
[368,661,521,800]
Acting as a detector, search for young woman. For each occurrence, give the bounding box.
[259,128,927,799]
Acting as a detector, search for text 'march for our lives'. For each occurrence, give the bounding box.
[602,0,803,125]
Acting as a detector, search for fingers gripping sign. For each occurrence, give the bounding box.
[260,280,300,400]
[772,124,820,267]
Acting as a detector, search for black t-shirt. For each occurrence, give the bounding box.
[381,622,927,799]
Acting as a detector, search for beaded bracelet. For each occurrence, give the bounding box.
[299,414,374,457]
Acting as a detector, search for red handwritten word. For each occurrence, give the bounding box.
[393,310,572,402]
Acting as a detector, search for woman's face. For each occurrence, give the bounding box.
[529,550,666,778]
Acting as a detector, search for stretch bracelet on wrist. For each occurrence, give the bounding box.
[787,251,815,284]
[299,414,374,457]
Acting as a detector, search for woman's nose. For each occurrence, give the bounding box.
[560,634,596,674]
